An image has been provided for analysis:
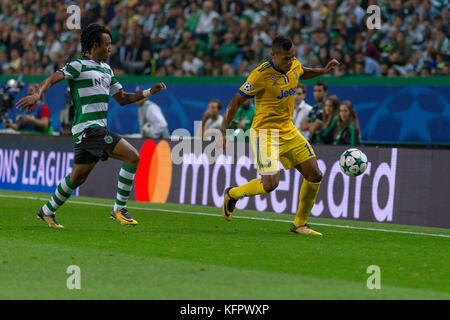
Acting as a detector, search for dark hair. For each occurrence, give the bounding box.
[81,24,112,55]
[335,100,361,141]
[314,80,328,92]
[210,98,223,111]
[322,95,340,129]
[297,83,306,92]
[272,35,293,53]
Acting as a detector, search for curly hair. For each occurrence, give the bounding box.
[81,24,112,55]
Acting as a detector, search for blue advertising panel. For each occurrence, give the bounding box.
[2,81,449,144]
[0,134,77,195]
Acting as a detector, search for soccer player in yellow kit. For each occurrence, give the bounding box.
[220,36,339,235]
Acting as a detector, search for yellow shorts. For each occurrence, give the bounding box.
[250,128,316,175]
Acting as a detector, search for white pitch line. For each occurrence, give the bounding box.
[1,193,449,238]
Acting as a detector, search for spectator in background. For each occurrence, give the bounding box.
[181,51,204,75]
[150,14,170,52]
[4,83,53,134]
[0,0,446,78]
[355,52,381,76]
[184,1,202,33]
[59,87,74,136]
[135,86,170,140]
[419,0,441,22]
[292,83,313,141]
[325,0,340,30]
[333,100,361,146]
[314,95,340,145]
[379,61,390,76]
[8,48,21,71]
[228,98,254,141]
[195,1,220,41]
[298,3,320,34]
[339,0,366,26]
[214,32,239,64]
[389,31,413,66]
[138,49,153,75]
[198,98,223,139]
[432,28,450,56]
[301,80,328,144]
[346,12,361,40]
[0,49,9,73]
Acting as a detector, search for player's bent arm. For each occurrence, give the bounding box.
[301,67,326,80]
[301,59,340,80]
[220,93,250,134]
[113,89,145,106]
[16,71,64,111]
[113,82,167,106]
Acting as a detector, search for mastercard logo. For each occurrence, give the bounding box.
[135,140,172,203]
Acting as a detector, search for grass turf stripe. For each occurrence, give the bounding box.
[0,193,448,239]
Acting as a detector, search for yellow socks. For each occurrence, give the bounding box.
[228,178,320,227]
[294,179,321,227]
[229,178,267,200]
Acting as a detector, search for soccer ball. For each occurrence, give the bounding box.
[339,148,368,177]
[142,122,153,135]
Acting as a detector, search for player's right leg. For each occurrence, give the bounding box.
[38,162,97,228]
[223,173,279,221]
[108,137,140,225]
[222,130,279,221]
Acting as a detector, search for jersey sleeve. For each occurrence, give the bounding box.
[109,69,123,96]
[58,59,82,80]
[238,70,264,98]
[297,59,304,79]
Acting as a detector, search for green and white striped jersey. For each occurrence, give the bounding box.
[58,56,123,143]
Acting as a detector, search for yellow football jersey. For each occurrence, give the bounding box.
[239,58,304,136]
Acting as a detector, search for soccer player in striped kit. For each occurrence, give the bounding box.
[16,24,166,228]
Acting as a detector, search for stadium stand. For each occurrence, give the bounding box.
[0,0,448,77]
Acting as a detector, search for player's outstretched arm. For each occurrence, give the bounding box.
[218,93,250,147]
[16,71,65,111]
[301,59,340,80]
[221,93,249,134]
[113,82,166,106]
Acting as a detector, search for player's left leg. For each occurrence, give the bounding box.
[108,138,140,225]
[279,131,322,235]
[292,157,322,235]
[38,162,97,228]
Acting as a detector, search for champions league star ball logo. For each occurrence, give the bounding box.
[243,82,253,92]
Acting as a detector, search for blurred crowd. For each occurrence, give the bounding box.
[0,0,449,78]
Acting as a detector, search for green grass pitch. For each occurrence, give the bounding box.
[0,190,449,300]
